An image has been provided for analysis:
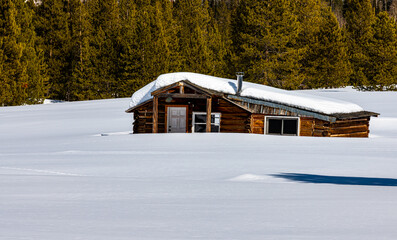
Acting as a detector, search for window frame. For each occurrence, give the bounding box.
[192,112,221,133]
[264,116,300,136]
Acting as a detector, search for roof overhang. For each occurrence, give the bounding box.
[227,95,379,122]
[126,80,380,121]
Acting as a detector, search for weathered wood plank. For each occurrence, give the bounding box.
[330,125,368,134]
[330,121,369,129]
[157,93,208,99]
[206,98,212,132]
[152,96,158,133]
[330,131,369,137]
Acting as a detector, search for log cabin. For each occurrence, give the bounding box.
[126,72,379,137]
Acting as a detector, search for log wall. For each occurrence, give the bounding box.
[300,117,370,137]
[251,114,265,134]
[133,97,252,134]
[214,99,251,133]
[132,94,370,137]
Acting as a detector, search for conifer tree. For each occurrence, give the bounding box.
[343,0,376,87]
[231,0,304,89]
[174,0,216,74]
[33,0,73,100]
[86,0,121,99]
[0,0,47,106]
[118,0,142,95]
[208,0,234,77]
[68,0,97,100]
[367,11,397,90]
[300,2,351,88]
[118,0,179,96]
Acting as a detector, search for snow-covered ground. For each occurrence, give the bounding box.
[1,88,397,240]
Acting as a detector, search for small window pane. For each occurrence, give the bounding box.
[194,114,206,123]
[194,124,206,132]
[211,125,220,132]
[283,119,298,135]
[210,114,215,123]
[268,119,282,134]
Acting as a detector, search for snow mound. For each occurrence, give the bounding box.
[43,99,65,104]
[130,72,363,114]
[229,174,274,182]
[98,131,132,137]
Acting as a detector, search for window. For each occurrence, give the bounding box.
[265,117,299,136]
[192,112,221,133]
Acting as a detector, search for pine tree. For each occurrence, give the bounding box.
[118,0,142,95]
[0,0,47,106]
[118,0,180,96]
[300,2,351,88]
[68,0,97,100]
[150,0,179,78]
[174,0,216,74]
[208,0,234,77]
[33,0,73,100]
[343,0,376,87]
[231,0,304,89]
[367,11,397,90]
[86,0,121,99]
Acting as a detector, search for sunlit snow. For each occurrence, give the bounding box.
[1,88,397,240]
[130,72,364,114]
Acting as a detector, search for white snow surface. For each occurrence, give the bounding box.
[1,88,397,240]
[130,72,364,114]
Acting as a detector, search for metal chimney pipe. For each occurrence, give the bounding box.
[236,72,244,95]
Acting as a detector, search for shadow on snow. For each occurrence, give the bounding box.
[271,173,397,187]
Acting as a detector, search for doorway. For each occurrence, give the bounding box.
[167,106,188,133]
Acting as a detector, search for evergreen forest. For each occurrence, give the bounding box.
[1,0,397,106]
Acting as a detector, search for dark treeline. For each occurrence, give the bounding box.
[1,0,397,106]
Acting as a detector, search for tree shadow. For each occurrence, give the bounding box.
[271,173,397,186]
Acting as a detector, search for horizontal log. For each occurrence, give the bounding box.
[313,126,330,131]
[314,121,330,128]
[330,131,369,138]
[221,125,250,131]
[300,126,314,132]
[136,111,165,114]
[330,125,368,134]
[299,131,313,136]
[313,129,329,137]
[221,120,249,125]
[221,129,247,133]
[215,107,250,113]
[252,121,264,127]
[157,93,208,99]
[252,127,264,134]
[221,114,250,118]
[334,118,369,123]
[331,121,368,129]
[300,122,314,128]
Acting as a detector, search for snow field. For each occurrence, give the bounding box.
[0,88,397,239]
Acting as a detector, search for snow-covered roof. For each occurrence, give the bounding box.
[130,72,364,115]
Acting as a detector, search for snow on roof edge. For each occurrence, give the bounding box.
[129,72,364,115]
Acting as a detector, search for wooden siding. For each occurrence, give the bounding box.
[133,96,252,134]
[300,117,315,136]
[299,117,370,137]
[214,98,251,133]
[251,114,265,134]
[247,115,370,137]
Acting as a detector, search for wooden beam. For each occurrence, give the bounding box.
[157,93,208,99]
[179,83,184,94]
[152,96,158,133]
[206,97,212,132]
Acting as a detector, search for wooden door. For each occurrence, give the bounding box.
[167,107,187,133]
